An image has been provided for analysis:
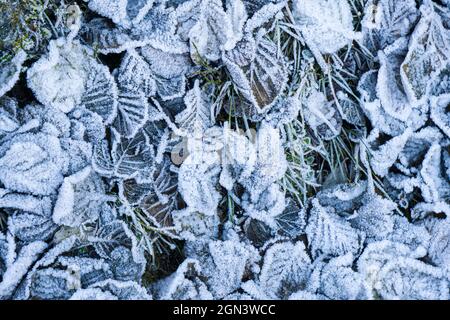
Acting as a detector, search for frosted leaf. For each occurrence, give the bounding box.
[241,123,287,202]
[178,152,221,215]
[288,290,328,300]
[53,167,111,228]
[419,143,450,203]
[2,194,58,243]
[263,95,302,128]
[361,98,428,136]
[57,256,113,287]
[242,184,286,230]
[118,50,156,97]
[29,268,76,300]
[369,128,412,177]
[81,61,118,125]
[27,39,87,113]
[258,241,311,299]
[88,0,129,27]
[375,257,449,300]
[220,124,256,190]
[20,103,72,138]
[358,70,412,136]
[397,126,442,171]
[411,201,450,220]
[293,0,356,54]
[0,132,66,196]
[70,288,118,300]
[175,80,212,136]
[154,259,213,300]
[70,107,107,144]
[430,94,450,137]
[120,154,177,210]
[0,50,26,98]
[131,5,178,41]
[275,199,306,238]
[387,216,430,251]
[0,97,19,135]
[243,0,284,17]
[313,182,367,214]
[187,240,253,298]
[140,45,191,100]
[306,199,364,259]
[174,0,203,41]
[90,221,134,260]
[226,0,247,43]
[93,128,155,182]
[88,279,151,300]
[356,240,426,296]
[172,208,219,241]
[427,219,450,269]
[243,218,273,248]
[60,138,92,175]
[0,240,47,299]
[113,90,149,138]
[304,90,342,141]
[153,74,187,101]
[87,0,157,30]
[119,179,153,205]
[223,36,288,114]
[362,0,419,51]
[109,246,145,282]
[80,18,134,54]
[188,0,244,61]
[400,3,450,104]
[377,38,412,122]
[428,62,450,96]
[336,91,365,127]
[348,194,396,240]
[358,69,379,103]
[28,38,118,117]
[126,0,155,23]
[317,254,366,300]
[244,1,285,33]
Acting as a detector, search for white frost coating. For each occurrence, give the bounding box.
[27,38,118,117]
[306,199,364,259]
[53,166,112,227]
[369,128,412,177]
[376,38,412,122]
[375,257,449,300]
[304,90,342,140]
[258,241,311,299]
[430,94,450,137]
[27,39,86,113]
[318,254,367,300]
[400,3,450,104]
[189,0,245,61]
[154,259,213,300]
[0,50,27,98]
[293,0,358,54]
[175,80,212,136]
[0,241,47,299]
[0,133,66,196]
[178,151,221,215]
[240,123,287,203]
[1,0,449,301]
[88,0,129,27]
[70,288,118,300]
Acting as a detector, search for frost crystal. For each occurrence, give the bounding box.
[1,0,449,301]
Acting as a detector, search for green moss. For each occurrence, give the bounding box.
[0,0,58,62]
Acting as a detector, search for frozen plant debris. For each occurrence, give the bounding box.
[0,0,449,301]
